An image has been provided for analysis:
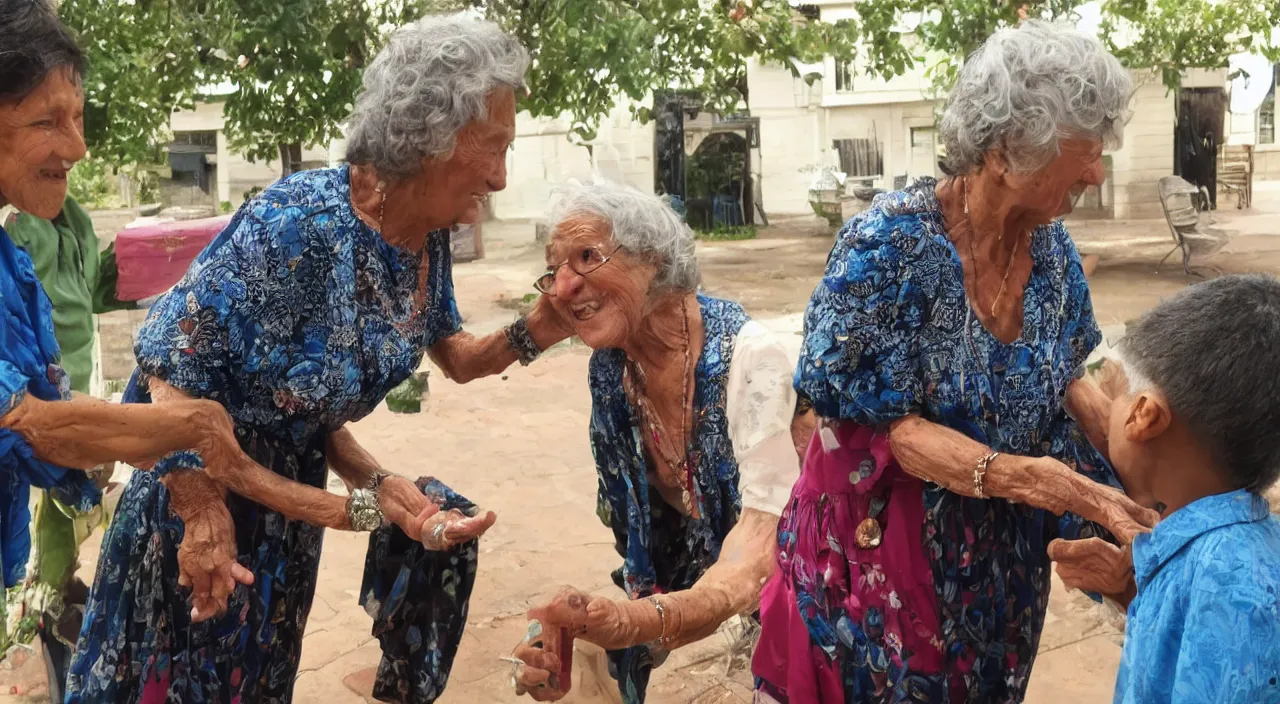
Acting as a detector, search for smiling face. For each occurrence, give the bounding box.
[415,87,516,229]
[1003,137,1106,225]
[0,67,86,219]
[543,215,657,350]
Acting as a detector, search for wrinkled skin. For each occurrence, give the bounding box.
[163,470,255,622]
[420,507,498,550]
[151,378,497,621]
[0,68,86,218]
[511,618,569,700]
[941,138,1106,344]
[889,416,1159,546]
[541,216,706,512]
[512,510,783,701]
[541,214,660,351]
[349,87,517,251]
[1048,537,1134,598]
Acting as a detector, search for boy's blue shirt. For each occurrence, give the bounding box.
[1116,489,1280,703]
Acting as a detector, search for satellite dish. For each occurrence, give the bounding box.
[1229,54,1274,115]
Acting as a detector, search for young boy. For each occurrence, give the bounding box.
[1049,273,1280,704]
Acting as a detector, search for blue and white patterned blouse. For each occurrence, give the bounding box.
[1116,489,1280,704]
[0,225,97,588]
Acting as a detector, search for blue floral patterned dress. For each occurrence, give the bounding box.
[67,167,466,703]
[589,295,747,703]
[761,179,1118,703]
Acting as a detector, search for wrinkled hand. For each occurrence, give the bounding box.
[1020,457,1158,545]
[1048,537,1134,597]
[527,586,644,651]
[376,475,497,549]
[176,500,255,622]
[420,506,497,551]
[530,294,575,345]
[511,619,570,701]
[378,475,441,541]
[1094,358,1130,400]
[189,399,252,487]
[1080,484,1160,545]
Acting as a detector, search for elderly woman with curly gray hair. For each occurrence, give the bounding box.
[68,14,572,704]
[749,21,1160,703]
[509,180,811,704]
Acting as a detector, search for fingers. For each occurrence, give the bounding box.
[1053,564,1095,592]
[185,554,213,606]
[403,505,435,542]
[420,508,497,550]
[515,647,562,676]
[1133,505,1161,529]
[527,589,590,631]
[1109,515,1149,545]
[231,562,256,586]
[445,510,497,541]
[1047,537,1112,562]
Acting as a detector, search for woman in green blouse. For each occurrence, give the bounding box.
[5,195,130,694]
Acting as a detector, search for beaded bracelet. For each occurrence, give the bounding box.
[974,452,999,499]
[504,316,542,366]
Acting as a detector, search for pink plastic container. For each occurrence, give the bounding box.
[114,215,232,301]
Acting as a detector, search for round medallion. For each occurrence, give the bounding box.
[855,517,883,549]
[858,458,876,480]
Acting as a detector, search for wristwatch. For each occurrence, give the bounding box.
[346,473,389,532]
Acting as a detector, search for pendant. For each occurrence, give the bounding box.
[855,517,883,549]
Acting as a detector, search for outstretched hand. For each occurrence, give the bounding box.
[1048,537,1134,599]
[526,587,643,651]
[420,506,497,551]
[376,475,496,550]
[1083,484,1160,545]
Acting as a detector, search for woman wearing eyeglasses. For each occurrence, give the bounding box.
[510,180,813,703]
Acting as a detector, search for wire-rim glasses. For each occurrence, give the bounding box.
[534,244,625,295]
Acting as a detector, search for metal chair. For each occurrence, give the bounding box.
[1157,175,1228,278]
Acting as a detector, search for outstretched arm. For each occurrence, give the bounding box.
[144,378,351,530]
[889,414,1158,544]
[512,509,778,699]
[429,296,572,384]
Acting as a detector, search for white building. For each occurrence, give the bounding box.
[167,14,1280,220]
[747,1,1280,217]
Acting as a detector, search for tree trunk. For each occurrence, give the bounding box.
[278,141,304,179]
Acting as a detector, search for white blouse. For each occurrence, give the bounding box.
[725,321,803,517]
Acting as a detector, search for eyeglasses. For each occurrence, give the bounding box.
[534,244,625,295]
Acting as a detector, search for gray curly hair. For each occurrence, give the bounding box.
[549,181,700,293]
[938,20,1132,175]
[344,14,529,179]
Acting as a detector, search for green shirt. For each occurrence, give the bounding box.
[5,197,128,393]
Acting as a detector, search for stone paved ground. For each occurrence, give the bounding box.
[2,183,1278,703]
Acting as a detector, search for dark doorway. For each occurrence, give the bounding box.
[653,93,687,201]
[1174,88,1226,210]
[686,132,750,231]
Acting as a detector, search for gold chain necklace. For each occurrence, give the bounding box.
[623,299,699,519]
[962,177,1020,319]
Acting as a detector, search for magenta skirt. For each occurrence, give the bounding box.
[752,422,952,702]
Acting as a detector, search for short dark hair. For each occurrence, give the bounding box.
[1121,274,1280,493]
[0,0,85,103]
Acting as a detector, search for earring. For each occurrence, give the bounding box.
[375,180,387,227]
